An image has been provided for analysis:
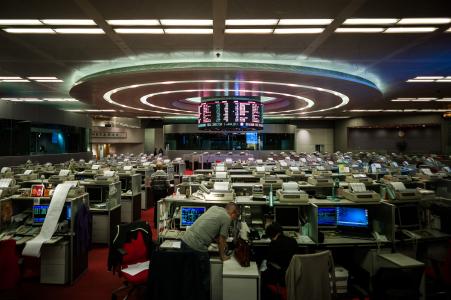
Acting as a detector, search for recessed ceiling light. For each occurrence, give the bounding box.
[1,79,30,82]
[343,18,398,25]
[3,28,55,34]
[0,19,42,25]
[398,18,451,24]
[335,27,384,33]
[225,19,278,26]
[274,28,324,34]
[415,76,444,79]
[160,19,213,26]
[278,19,333,25]
[114,28,164,34]
[54,28,105,34]
[107,19,160,26]
[0,76,22,80]
[384,27,437,33]
[35,79,64,82]
[225,28,273,34]
[407,79,435,82]
[164,28,213,34]
[41,19,96,25]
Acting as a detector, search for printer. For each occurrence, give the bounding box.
[307,175,334,187]
[342,182,381,203]
[276,181,309,203]
[260,176,283,190]
[0,178,18,197]
[251,184,266,201]
[94,170,119,183]
[253,166,267,177]
[195,182,234,202]
[277,160,289,171]
[345,174,373,185]
[211,171,229,182]
[286,166,303,176]
[388,181,420,201]
[14,170,38,182]
[48,169,75,185]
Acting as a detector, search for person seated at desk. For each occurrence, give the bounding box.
[150,162,170,227]
[261,223,297,300]
[180,203,240,299]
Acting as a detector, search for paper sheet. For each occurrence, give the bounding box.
[1,167,10,174]
[283,182,299,192]
[214,181,230,191]
[256,166,265,172]
[24,170,33,175]
[421,168,433,176]
[215,171,227,179]
[279,161,288,167]
[349,183,366,192]
[104,170,116,177]
[123,166,133,171]
[290,167,299,172]
[91,164,100,170]
[121,261,150,276]
[390,181,406,191]
[0,178,13,188]
[59,169,70,176]
[22,182,74,257]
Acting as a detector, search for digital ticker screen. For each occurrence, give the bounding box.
[198,96,263,131]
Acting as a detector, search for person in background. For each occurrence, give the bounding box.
[150,162,170,228]
[181,203,240,299]
[153,148,157,156]
[158,148,164,156]
[261,222,297,300]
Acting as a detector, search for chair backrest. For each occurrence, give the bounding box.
[122,230,149,265]
[285,250,336,300]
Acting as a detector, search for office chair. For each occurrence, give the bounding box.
[0,239,20,290]
[108,221,153,300]
[285,250,337,300]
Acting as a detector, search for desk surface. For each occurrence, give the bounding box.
[223,256,259,278]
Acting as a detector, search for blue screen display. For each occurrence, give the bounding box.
[33,204,49,224]
[180,207,205,227]
[318,207,337,226]
[336,207,369,228]
[246,132,258,144]
[52,131,58,144]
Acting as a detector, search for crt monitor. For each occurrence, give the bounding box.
[274,207,299,230]
[336,207,369,233]
[32,204,68,224]
[396,205,420,229]
[180,206,206,228]
[318,207,337,227]
[120,177,131,192]
[86,186,106,203]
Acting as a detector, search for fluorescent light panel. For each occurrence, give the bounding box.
[407,79,435,82]
[3,28,55,34]
[0,76,22,80]
[54,28,104,34]
[164,28,213,34]
[225,28,273,34]
[27,76,58,80]
[107,19,160,26]
[437,79,451,82]
[415,76,444,79]
[114,28,164,34]
[344,18,398,25]
[160,19,212,26]
[278,19,333,25]
[225,19,278,26]
[1,79,30,82]
[274,28,324,34]
[35,79,64,82]
[398,18,451,24]
[335,27,384,33]
[0,19,42,25]
[41,19,96,25]
[384,27,437,33]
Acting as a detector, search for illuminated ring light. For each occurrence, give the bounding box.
[139,89,314,114]
[103,80,349,115]
[185,95,276,103]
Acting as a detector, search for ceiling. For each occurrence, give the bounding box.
[0,0,450,119]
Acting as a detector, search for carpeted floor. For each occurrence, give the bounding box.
[1,208,157,300]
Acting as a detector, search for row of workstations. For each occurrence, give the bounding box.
[0,161,158,285]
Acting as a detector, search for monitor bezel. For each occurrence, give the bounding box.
[274,206,300,230]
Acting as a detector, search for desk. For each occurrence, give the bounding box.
[223,256,260,300]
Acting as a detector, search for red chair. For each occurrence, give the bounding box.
[0,239,20,290]
[109,221,152,300]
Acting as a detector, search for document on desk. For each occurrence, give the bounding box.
[22,182,74,257]
[121,261,150,276]
[349,183,366,192]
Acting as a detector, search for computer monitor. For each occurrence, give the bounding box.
[30,184,45,197]
[33,204,49,224]
[336,207,370,234]
[274,207,299,230]
[318,207,337,227]
[86,186,106,203]
[180,206,206,228]
[120,177,130,192]
[396,205,420,229]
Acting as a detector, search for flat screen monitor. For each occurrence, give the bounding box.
[274,207,299,230]
[198,96,263,131]
[180,206,206,228]
[336,207,369,230]
[396,205,420,229]
[246,132,258,144]
[318,207,337,227]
